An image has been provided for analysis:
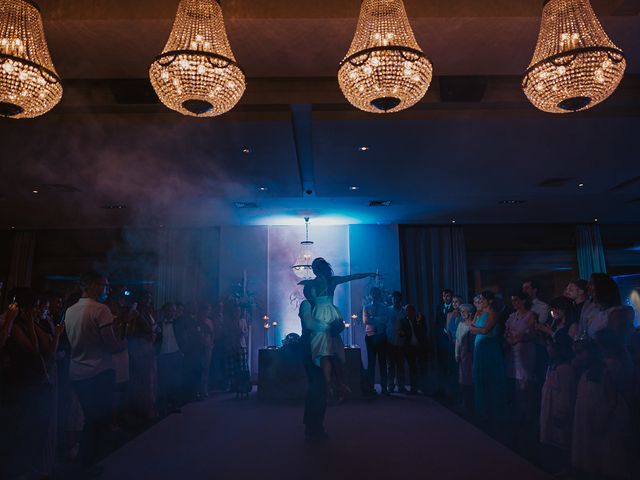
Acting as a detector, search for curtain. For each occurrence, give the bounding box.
[576,224,607,280]
[5,231,36,298]
[156,227,220,307]
[399,225,469,336]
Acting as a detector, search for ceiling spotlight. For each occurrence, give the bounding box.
[451,220,456,224]
[578,183,585,187]
[594,218,599,222]
[242,147,252,154]
[349,186,359,191]
[234,201,258,209]
[100,204,127,210]
[32,189,39,194]
[257,186,268,192]
[358,146,369,152]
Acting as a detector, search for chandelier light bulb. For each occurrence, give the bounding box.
[338,0,432,113]
[522,0,626,113]
[0,0,62,119]
[149,0,245,117]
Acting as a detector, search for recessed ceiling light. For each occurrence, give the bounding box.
[349,186,359,191]
[578,183,585,187]
[234,201,258,209]
[451,220,456,224]
[358,146,369,152]
[32,189,39,194]
[257,186,268,192]
[100,204,127,210]
[498,199,525,205]
[594,218,599,222]
[242,147,252,154]
[10,226,15,230]
[369,200,391,207]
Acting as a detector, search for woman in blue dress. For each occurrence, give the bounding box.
[299,258,376,398]
[469,291,507,424]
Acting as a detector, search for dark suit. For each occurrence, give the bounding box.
[300,303,326,435]
[435,303,453,394]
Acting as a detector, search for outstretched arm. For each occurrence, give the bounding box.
[333,273,376,285]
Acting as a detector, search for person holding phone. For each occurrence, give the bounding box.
[0,288,57,479]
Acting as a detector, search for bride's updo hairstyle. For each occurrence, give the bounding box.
[311,257,333,278]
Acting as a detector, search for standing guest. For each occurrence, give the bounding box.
[404,304,424,395]
[222,297,250,395]
[578,273,622,340]
[128,291,159,421]
[446,296,464,400]
[157,302,182,416]
[197,303,215,398]
[571,338,630,479]
[1,290,59,480]
[65,273,126,476]
[522,280,550,325]
[175,303,204,401]
[386,291,409,393]
[539,332,575,475]
[435,289,454,397]
[363,287,389,395]
[537,296,578,345]
[564,279,588,328]
[106,293,132,429]
[469,291,507,426]
[455,303,475,415]
[504,291,537,423]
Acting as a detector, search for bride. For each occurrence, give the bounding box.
[299,258,376,398]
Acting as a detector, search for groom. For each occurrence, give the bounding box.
[299,297,328,440]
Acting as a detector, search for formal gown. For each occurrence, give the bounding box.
[309,296,345,367]
[473,311,507,420]
[505,310,536,382]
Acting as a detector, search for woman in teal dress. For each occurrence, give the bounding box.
[469,291,507,423]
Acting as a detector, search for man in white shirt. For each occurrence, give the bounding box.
[65,272,126,474]
[523,280,550,324]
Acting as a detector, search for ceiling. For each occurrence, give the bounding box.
[1,0,640,228]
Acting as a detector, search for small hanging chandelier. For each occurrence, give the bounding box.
[338,0,432,114]
[292,217,315,280]
[149,0,245,117]
[0,0,62,119]
[522,0,626,113]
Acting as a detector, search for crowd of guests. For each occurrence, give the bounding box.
[0,272,250,479]
[361,275,639,479]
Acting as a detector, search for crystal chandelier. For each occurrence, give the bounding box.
[338,0,432,113]
[292,217,315,280]
[149,0,245,117]
[0,0,62,119]
[522,0,626,113]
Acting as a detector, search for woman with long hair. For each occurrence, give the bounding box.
[299,258,376,399]
[469,291,507,426]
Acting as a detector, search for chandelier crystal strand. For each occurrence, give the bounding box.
[0,0,62,118]
[149,0,245,117]
[338,0,432,113]
[522,0,626,113]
